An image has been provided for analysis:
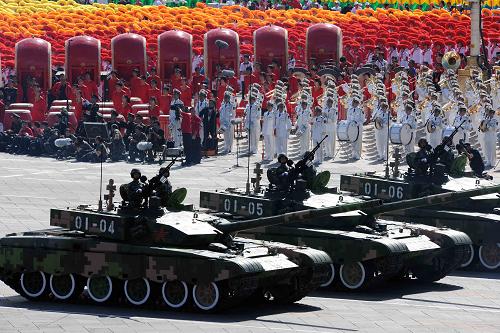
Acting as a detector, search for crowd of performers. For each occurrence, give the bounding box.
[0,51,499,170]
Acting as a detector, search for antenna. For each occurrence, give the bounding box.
[245,101,252,195]
[98,152,104,211]
[385,107,390,178]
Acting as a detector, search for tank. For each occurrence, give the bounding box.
[305,23,342,68]
[253,25,288,77]
[0,167,340,312]
[158,30,193,85]
[111,33,147,82]
[200,162,500,290]
[204,28,240,81]
[65,36,101,85]
[15,38,52,90]
[340,151,500,271]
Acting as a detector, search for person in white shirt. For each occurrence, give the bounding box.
[481,109,498,168]
[347,98,364,160]
[244,95,261,155]
[426,108,444,148]
[169,89,184,148]
[372,101,390,160]
[295,99,312,156]
[262,101,276,161]
[400,47,411,68]
[402,104,417,153]
[311,107,326,165]
[274,102,292,156]
[219,92,235,153]
[239,54,253,92]
[323,97,338,159]
[422,46,433,66]
[195,90,209,140]
[388,46,400,64]
[411,43,424,65]
[453,107,472,143]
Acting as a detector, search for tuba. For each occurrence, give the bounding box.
[442,51,461,71]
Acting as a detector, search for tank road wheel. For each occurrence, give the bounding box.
[478,243,500,270]
[460,245,475,268]
[162,280,189,309]
[87,275,113,303]
[320,264,336,288]
[50,274,80,301]
[20,271,47,300]
[124,278,151,306]
[192,282,220,311]
[339,262,368,290]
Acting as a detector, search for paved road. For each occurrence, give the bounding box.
[0,153,499,333]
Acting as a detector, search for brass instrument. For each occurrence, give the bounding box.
[479,119,489,132]
[442,51,461,71]
[374,117,383,130]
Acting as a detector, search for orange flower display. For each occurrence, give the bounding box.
[0,1,498,68]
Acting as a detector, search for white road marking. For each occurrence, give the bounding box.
[23,178,86,183]
[0,174,24,178]
[0,195,56,199]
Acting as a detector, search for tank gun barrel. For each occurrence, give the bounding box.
[217,199,382,233]
[361,185,500,216]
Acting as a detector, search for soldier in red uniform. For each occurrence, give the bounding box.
[112,81,127,112]
[78,77,92,101]
[116,95,132,117]
[159,86,172,115]
[84,72,99,99]
[148,79,162,105]
[32,85,47,122]
[191,67,205,96]
[179,78,192,107]
[130,69,142,98]
[171,68,183,91]
[147,96,161,118]
[134,76,150,103]
[72,88,84,121]
[50,74,72,102]
[146,67,161,87]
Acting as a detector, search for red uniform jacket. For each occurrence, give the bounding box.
[84,79,99,98]
[116,102,132,117]
[146,74,161,87]
[130,76,142,97]
[32,96,47,122]
[180,111,192,134]
[148,105,161,119]
[112,89,126,111]
[191,73,205,95]
[148,87,161,104]
[18,126,34,137]
[180,85,192,107]
[159,94,172,115]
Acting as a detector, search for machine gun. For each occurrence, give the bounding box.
[429,119,465,165]
[142,157,178,203]
[290,135,328,179]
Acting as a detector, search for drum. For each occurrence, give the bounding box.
[337,120,359,142]
[295,124,306,138]
[389,123,413,145]
[442,126,465,144]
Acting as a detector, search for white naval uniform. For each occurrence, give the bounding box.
[481,116,498,167]
[402,113,417,153]
[219,101,235,153]
[372,107,389,160]
[244,103,261,154]
[169,98,184,147]
[311,115,326,164]
[323,104,338,158]
[274,110,292,156]
[295,104,312,156]
[347,106,364,159]
[262,109,276,160]
[452,114,472,143]
[426,114,444,148]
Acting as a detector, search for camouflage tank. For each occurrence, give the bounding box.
[200,160,500,290]
[0,166,345,312]
[340,148,500,271]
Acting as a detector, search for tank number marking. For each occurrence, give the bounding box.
[363,183,404,199]
[223,198,263,216]
[74,216,115,234]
